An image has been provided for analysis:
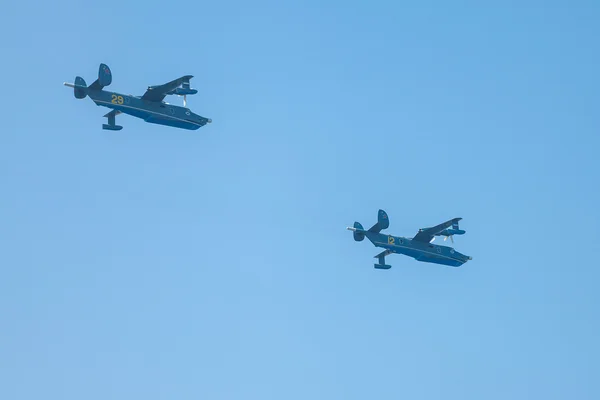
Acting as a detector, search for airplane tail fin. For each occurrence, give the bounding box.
[351,222,365,241]
[347,210,389,240]
[367,209,390,233]
[88,63,112,91]
[72,76,88,99]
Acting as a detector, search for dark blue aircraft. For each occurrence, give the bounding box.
[347,209,472,269]
[64,63,212,131]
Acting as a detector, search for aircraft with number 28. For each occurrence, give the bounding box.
[63,63,212,130]
[347,209,472,269]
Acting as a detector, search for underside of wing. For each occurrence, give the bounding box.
[412,218,462,243]
[412,231,434,243]
[374,249,394,258]
[140,75,193,103]
[103,110,122,118]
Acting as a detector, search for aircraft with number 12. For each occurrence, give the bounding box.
[347,209,472,269]
[64,63,212,130]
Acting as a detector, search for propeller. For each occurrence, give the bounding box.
[183,95,187,107]
[443,235,454,243]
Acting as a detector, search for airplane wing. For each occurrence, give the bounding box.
[140,75,193,102]
[103,110,121,117]
[412,218,462,243]
[374,249,394,258]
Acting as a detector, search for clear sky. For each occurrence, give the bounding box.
[1,0,599,399]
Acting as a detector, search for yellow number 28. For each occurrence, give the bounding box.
[111,94,124,105]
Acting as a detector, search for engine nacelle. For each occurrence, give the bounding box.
[166,87,198,96]
[439,228,465,236]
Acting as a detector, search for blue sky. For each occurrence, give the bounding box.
[1,0,599,398]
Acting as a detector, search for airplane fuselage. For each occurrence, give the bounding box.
[364,231,471,267]
[87,88,211,130]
